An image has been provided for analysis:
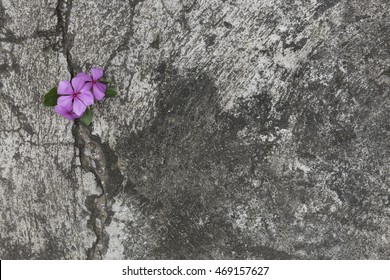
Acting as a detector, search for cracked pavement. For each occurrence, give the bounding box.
[1,0,390,259]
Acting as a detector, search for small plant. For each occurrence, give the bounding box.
[43,68,117,126]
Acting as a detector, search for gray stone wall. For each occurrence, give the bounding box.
[1,0,390,259]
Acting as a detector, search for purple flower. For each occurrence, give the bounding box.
[77,68,107,101]
[57,76,94,116]
[54,105,80,120]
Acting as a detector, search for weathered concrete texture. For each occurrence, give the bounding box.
[0,0,97,259]
[1,0,390,259]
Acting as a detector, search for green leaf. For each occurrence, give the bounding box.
[105,87,117,98]
[43,86,58,107]
[100,80,112,85]
[80,107,93,126]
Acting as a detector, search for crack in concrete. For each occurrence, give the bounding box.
[73,123,109,259]
[72,123,124,259]
[54,0,107,259]
[0,30,59,44]
[54,0,127,259]
[56,0,75,77]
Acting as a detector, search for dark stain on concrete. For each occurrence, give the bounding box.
[117,65,291,259]
[223,21,233,29]
[150,34,160,49]
[204,34,217,48]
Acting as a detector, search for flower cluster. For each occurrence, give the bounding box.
[43,67,117,126]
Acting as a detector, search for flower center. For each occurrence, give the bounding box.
[91,80,96,84]
[73,92,78,98]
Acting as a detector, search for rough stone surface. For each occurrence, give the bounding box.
[1,0,390,259]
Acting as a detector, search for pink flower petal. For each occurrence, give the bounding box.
[90,68,103,80]
[81,81,92,92]
[92,82,106,101]
[54,105,69,115]
[71,112,80,119]
[54,105,75,120]
[78,91,94,106]
[57,95,73,109]
[73,98,87,116]
[63,113,76,120]
[71,76,85,93]
[76,72,92,82]
[57,80,73,95]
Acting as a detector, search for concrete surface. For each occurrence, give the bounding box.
[1,0,390,259]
